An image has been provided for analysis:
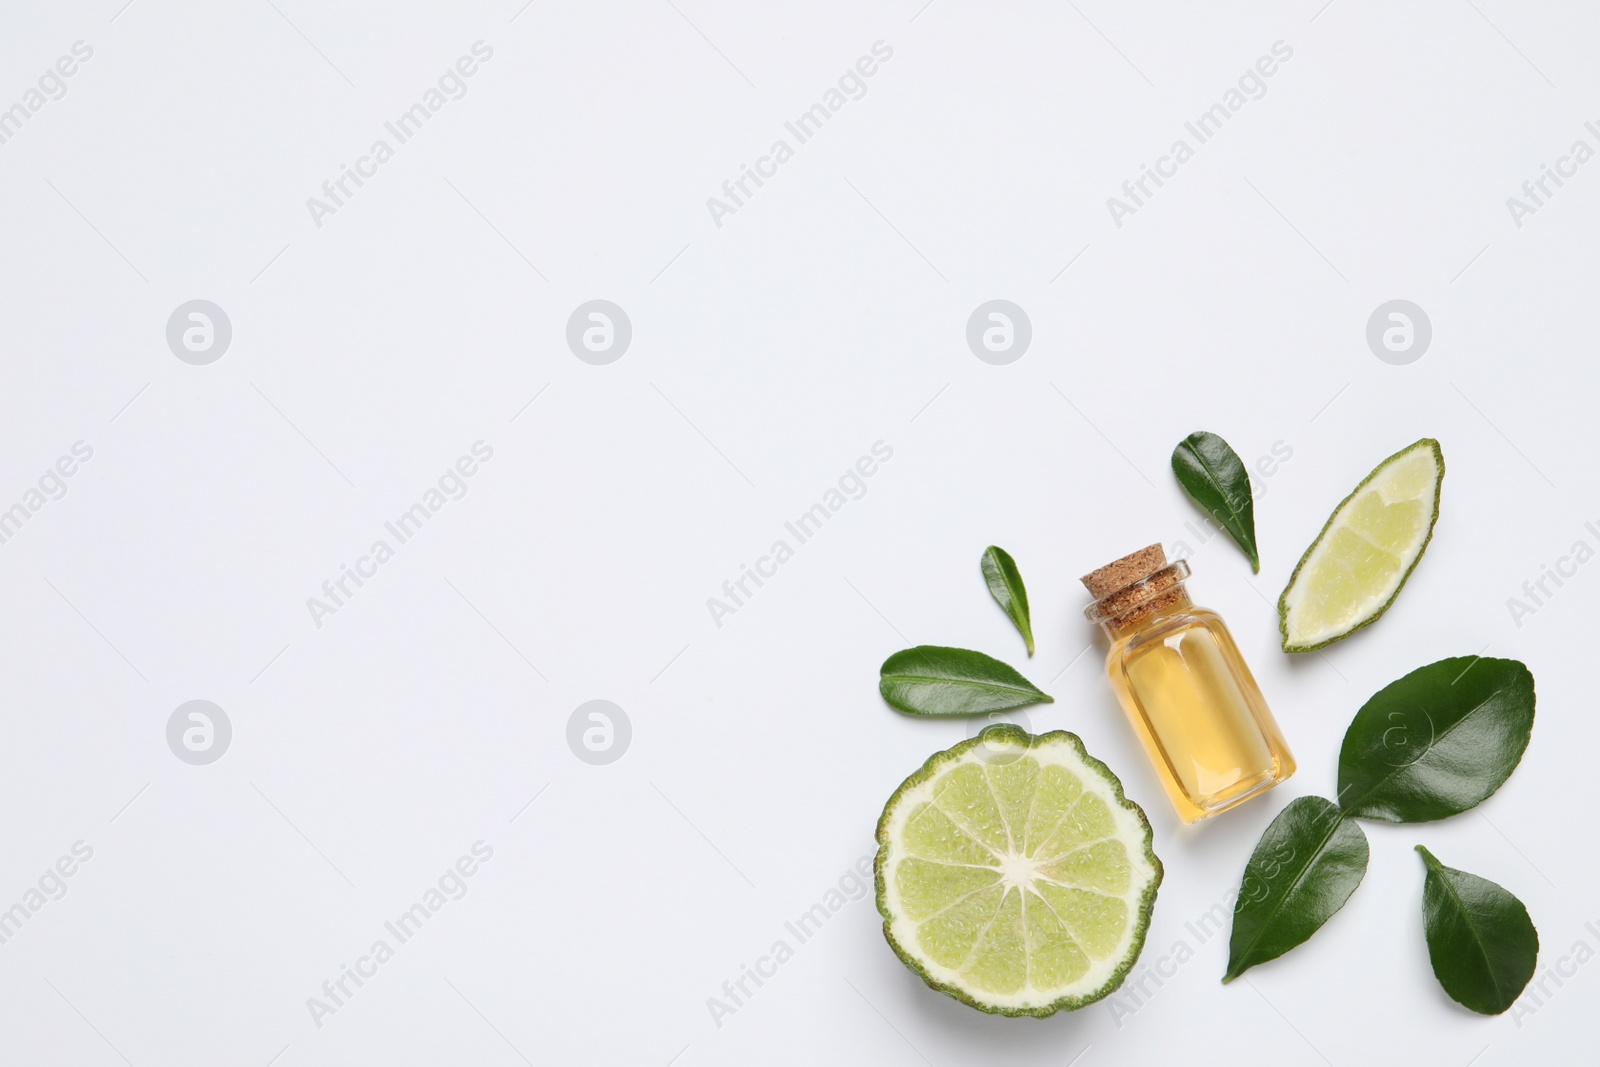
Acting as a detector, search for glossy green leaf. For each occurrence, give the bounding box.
[980,546,1034,656]
[878,646,1053,717]
[1224,796,1369,982]
[1172,431,1259,573]
[1416,846,1539,1015]
[1338,657,1535,823]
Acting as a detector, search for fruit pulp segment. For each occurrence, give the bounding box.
[1298,490,1429,632]
[1282,439,1442,648]
[1109,613,1294,822]
[893,757,1135,997]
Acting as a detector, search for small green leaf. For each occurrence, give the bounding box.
[878,646,1053,717]
[1338,657,1535,823]
[1224,796,1369,982]
[1172,431,1259,573]
[1416,846,1539,1015]
[980,546,1034,656]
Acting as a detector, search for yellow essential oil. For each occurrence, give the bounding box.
[1082,544,1295,823]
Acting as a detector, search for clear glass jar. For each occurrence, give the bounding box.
[1084,546,1295,823]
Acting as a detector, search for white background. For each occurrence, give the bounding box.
[0,1,1595,1065]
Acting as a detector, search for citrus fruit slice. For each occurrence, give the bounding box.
[874,725,1161,1016]
[1278,438,1444,652]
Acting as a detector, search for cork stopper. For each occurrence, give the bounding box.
[1081,544,1190,630]
[1081,543,1168,599]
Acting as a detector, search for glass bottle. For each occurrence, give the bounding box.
[1082,544,1295,823]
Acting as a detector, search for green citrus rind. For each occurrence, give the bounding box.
[873,725,1162,1017]
[1278,438,1444,653]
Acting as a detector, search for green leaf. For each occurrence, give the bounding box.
[1416,846,1539,1015]
[1223,796,1369,982]
[980,546,1034,656]
[878,646,1054,717]
[1171,431,1259,573]
[1338,657,1535,823]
